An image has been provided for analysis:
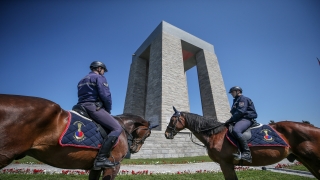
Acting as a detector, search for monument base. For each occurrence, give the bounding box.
[129,131,208,159]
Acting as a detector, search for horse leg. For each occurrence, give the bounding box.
[101,165,120,180]
[0,146,29,169]
[88,169,102,180]
[111,164,120,180]
[295,155,320,179]
[289,142,320,179]
[0,154,12,169]
[220,161,238,180]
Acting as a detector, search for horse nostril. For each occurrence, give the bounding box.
[165,132,170,139]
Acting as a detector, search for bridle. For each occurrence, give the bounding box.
[126,126,150,153]
[166,107,185,139]
[120,119,158,153]
[167,106,221,148]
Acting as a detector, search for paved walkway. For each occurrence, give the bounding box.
[2,159,315,178]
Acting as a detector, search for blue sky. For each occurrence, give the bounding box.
[1,1,319,127]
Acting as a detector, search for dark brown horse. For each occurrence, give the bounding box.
[0,94,155,180]
[165,107,320,180]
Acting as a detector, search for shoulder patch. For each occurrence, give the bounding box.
[239,102,244,107]
[103,83,108,87]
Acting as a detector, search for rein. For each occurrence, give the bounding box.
[166,115,184,138]
[117,117,155,152]
[167,114,207,147]
[168,107,224,148]
[189,133,206,147]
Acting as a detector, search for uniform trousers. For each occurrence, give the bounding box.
[80,102,122,137]
[232,118,253,138]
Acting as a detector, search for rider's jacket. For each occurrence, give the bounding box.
[77,72,112,112]
[230,95,257,122]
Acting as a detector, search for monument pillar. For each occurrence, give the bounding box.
[145,33,190,130]
[123,57,147,118]
[196,49,230,120]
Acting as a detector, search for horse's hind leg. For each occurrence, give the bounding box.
[296,155,320,179]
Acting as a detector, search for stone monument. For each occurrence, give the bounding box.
[124,21,230,158]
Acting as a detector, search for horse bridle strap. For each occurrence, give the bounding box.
[197,123,225,133]
[117,117,153,152]
[190,133,206,148]
[167,113,185,137]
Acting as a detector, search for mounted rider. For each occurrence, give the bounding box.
[77,61,122,169]
[225,86,258,163]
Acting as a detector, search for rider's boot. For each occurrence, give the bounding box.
[233,136,252,163]
[93,136,118,170]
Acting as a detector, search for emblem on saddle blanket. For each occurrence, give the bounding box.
[59,111,118,149]
[226,125,288,147]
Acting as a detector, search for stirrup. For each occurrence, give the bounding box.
[233,152,241,161]
[93,158,118,170]
[241,157,252,163]
[241,153,252,163]
[241,154,252,163]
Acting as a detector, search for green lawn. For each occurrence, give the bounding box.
[285,164,309,171]
[6,156,313,179]
[0,169,314,180]
[12,156,213,165]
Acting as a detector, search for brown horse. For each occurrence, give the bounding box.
[165,107,320,180]
[0,94,155,180]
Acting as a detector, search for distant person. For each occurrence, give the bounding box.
[77,61,122,169]
[225,86,258,163]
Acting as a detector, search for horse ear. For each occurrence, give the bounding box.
[172,106,180,116]
[173,106,178,113]
[148,121,159,129]
[149,124,159,129]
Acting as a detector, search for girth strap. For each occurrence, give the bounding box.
[93,122,108,139]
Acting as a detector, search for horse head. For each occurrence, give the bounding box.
[165,106,187,139]
[118,114,158,153]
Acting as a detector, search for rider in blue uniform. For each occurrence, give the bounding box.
[225,86,257,163]
[77,61,122,169]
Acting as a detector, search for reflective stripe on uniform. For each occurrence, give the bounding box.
[78,83,97,87]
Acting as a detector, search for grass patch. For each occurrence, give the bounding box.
[0,169,313,180]
[12,156,212,165]
[12,156,43,164]
[121,156,212,165]
[283,164,309,172]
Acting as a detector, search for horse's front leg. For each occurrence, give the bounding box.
[88,169,102,180]
[220,161,238,180]
[102,164,120,180]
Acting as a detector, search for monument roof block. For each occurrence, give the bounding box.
[133,21,215,63]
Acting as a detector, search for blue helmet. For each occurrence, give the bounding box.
[229,86,242,93]
[90,61,108,72]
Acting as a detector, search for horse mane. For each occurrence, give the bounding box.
[182,112,225,136]
[114,113,149,126]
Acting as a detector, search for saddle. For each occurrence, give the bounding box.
[226,123,289,148]
[72,104,108,139]
[228,122,262,141]
[72,104,91,119]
